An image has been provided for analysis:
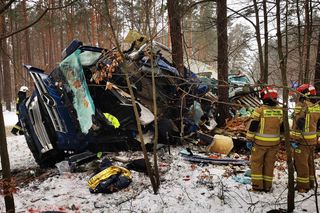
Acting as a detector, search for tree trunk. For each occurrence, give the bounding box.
[0,35,2,102]
[161,5,165,45]
[188,12,193,57]
[0,103,15,212]
[276,0,295,211]
[314,31,320,91]
[91,5,97,46]
[22,0,31,65]
[167,0,184,76]
[41,30,48,67]
[296,0,303,84]
[253,0,264,84]
[51,1,58,66]
[97,13,104,47]
[104,0,159,194]
[66,5,74,43]
[47,0,54,70]
[1,13,12,111]
[146,0,160,189]
[0,62,2,103]
[14,9,23,88]
[216,0,229,127]
[263,0,268,84]
[10,11,18,95]
[59,0,64,55]
[303,0,311,83]
[22,0,32,89]
[108,0,114,49]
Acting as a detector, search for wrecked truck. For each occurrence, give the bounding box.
[19,42,155,168]
[199,72,260,116]
[228,72,260,108]
[18,36,261,168]
[19,39,213,167]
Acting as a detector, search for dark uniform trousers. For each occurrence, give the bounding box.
[11,91,26,135]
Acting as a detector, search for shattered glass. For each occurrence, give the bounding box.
[190,101,204,125]
[79,51,101,66]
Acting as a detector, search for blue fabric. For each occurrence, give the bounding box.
[244,169,251,177]
[157,58,179,76]
[246,141,253,150]
[233,176,251,185]
[196,83,209,96]
[290,142,298,149]
[184,118,198,134]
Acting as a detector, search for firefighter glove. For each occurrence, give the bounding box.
[246,141,253,150]
[290,141,298,149]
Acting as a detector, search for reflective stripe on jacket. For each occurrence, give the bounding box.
[290,101,320,145]
[246,105,283,146]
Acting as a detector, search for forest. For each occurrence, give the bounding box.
[1,0,320,212]
[0,0,318,107]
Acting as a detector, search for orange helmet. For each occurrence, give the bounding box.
[296,84,316,97]
[260,86,278,101]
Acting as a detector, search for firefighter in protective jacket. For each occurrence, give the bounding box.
[290,84,320,193]
[246,87,283,192]
[11,86,28,135]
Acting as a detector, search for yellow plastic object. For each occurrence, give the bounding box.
[88,166,132,191]
[123,30,148,47]
[208,134,234,155]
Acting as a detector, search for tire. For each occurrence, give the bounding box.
[37,149,65,168]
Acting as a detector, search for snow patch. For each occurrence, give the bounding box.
[2,110,18,127]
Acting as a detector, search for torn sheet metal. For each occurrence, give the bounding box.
[112,85,154,125]
[138,103,154,126]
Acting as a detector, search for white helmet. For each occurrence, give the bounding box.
[19,86,29,92]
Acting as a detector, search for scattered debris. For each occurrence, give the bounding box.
[225,117,251,134]
[88,158,132,194]
[126,158,147,173]
[180,150,249,165]
[18,32,260,175]
[55,161,71,175]
[208,135,234,155]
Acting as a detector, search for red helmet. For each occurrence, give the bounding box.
[260,86,278,100]
[296,84,316,97]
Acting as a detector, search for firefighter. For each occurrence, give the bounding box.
[11,86,28,135]
[290,84,320,193]
[246,87,283,192]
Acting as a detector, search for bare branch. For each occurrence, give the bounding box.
[0,0,15,15]
[0,0,78,40]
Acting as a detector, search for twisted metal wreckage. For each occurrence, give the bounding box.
[18,32,260,168]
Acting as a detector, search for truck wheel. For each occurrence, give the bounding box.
[37,150,65,168]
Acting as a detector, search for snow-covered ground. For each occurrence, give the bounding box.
[1,111,320,213]
[3,110,18,127]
